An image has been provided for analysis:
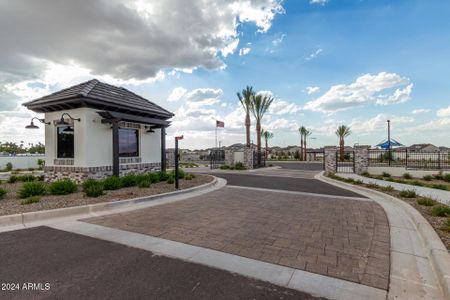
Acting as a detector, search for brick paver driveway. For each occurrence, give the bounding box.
[85,186,390,290]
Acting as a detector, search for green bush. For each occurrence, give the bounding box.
[381,185,394,192]
[354,179,364,185]
[361,172,370,177]
[184,174,193,180]
[442,218,450,232]
[102,176,122,190]
[0,188,6,199]
[169,169,185,179]
[402,173,412,179]
[121,174,138,187]
[158,171,170,181]
[417,198,436,206]
[399,189,417,198]
[343,178,355,183]
[138,179,151,188]
[5,162,13,171]
[382,172,391,177]
[167,176,175,184]
[220,165,230,170]
[433,173,444,180]
[21,196,40,205]
[149,173,160,183]
[7,175,18,183]
[37,175,45,181]
[395,179,407,184]
[431,184,448,190]
[366,183,379,188]
[431,206,450,217]
[386,177,394,182]
[423,175,433,181]
[234,162,246,170]
[18,174,36,182]
[48,179,77,195]
[443,174,450,182]
[411,180,424,186]
[18,182,46,198]
[83,179,103,197]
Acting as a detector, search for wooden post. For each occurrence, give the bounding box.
[161,127,166,172]
[112,120,119,176]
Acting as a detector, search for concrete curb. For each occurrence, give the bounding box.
[317,172,450,299]
[0,176,219,229]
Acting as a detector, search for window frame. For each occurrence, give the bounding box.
[56,125,75,159]
[118,127,140,158]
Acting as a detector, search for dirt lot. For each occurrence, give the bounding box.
[0,174,213,216]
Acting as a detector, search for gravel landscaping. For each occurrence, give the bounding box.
[0,174,213,216]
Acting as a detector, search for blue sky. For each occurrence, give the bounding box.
[1,0,449,149]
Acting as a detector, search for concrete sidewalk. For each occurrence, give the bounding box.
[337,173,450,205]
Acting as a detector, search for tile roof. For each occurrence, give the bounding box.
[23,79,173,118]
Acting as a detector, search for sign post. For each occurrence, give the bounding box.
[175,135,183,189]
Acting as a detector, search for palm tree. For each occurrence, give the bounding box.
[335,125,351,161]
[298,126,306,161]
[237,86,255,147]
[261,129,274,159]
[303,129,312,161]
[251,93,274,166]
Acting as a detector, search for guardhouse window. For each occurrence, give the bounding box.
[57,126,75,158]
[119,128,139,157]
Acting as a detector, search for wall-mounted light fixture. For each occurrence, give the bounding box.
[145,125,155,133]
[56,113,81,125]
[25,117,50,129]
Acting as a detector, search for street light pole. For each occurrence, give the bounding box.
[387,120,391,166]
[175,135,184,189]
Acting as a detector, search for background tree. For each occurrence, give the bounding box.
[303,129,312,161]
[335,125,351,161]
[237,86,255,147]
[261,129,274,159]
[250,93,274,166]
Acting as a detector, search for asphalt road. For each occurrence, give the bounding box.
[270,162,324,171]
[0,227,324,300]
[212,173,365,198]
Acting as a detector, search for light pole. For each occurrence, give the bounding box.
[387,120,391,166]
[175,135,183,189]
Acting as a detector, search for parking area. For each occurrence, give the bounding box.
[84,186,390,290]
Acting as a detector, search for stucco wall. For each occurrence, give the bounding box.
[0,155,44,170]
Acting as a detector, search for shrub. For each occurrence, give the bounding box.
[121,174,138,187]
[417,198,436,206]
[423,175,433,181]
[431,206,450,217]
[443,174,450,182]
[37,175,45,181]
[411,180,424,187]
[83,179,103,197]
[7,175,18,183]
[102,176,122,190]
[402,173,412,179]
[386,177,394,182]
[21,196,40,205]
[433,172,444,180]
[344,178,355,183]
[18,182,46,198]
[395,179,407,184]
[184,174,193,180]
[234,162,246,170]
[354,179,364,185]
[220,165,230,170]
[361,172,370,177]
[381,185,394,192]
[0,188,6,199]
[18,174,36,182]
[48,179,77,195]
[5,162,13,171]
[167,176,175,184]
[442,218,450,232]
[158,171,170,181]
[149,173,160,183]
[37,159,45,170]
[431,184,448,191]
[366,183,379,189]
[170,169,185,179]
[382,172,391,177]
[399,189,417,198]
[138,179,151,188]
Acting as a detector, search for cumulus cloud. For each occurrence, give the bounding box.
[310,0,329,5]
[437,105,450,117]
[306,86,320,95]
[349,114,414,135]
[411,108,431,114]
[305,48,323,61]
[239,47,252,56]
[269,99,302,115]
[304,72,413,113]
[167,87,188,102]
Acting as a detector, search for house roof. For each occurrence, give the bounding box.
[23,79,174,119]
[408,143,437,150]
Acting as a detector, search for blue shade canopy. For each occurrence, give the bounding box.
[375,139,404,149]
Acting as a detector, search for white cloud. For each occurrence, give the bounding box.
[239,47,252,56]
[411,108,431,114]
[167,87,188,102]
[272,33,286,46]
[306,86,320,94]
[350,114,414,135]
[305,48,323,61]
[269,99,302,115]
[221,38,240,57]
[304,72,412,113]
[263,117,298,132]
[310,0,329,5]
[437,105,450,117]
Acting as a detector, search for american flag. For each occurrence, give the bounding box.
[216,120,225,128]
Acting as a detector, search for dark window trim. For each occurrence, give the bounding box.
[56,125,75,159]
[118,127,140,158]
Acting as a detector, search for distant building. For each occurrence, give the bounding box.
[408,144,439,153]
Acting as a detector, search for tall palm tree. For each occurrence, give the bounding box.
[298,126,306,161]
[251,94,274,166]
[261,129,274,159]
[335,125,351,161]
[237,86,255,147]
[303,129,312,161]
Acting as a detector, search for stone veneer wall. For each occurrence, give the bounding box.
[324,146,337,174]
[224,150,233,166]
[44,162,161,184]
[243,147,254,169]
[354,145,370,175]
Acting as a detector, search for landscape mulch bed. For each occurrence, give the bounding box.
[0,174,213,217]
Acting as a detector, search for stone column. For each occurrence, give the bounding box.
[243,146,254,169]
[225,150,233,166]
[354,145,370,175]
[324,146,337,174]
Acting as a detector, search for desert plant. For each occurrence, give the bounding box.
[234,162,246,170]
[382,172,391,177]
[344,178,355,183]
[102,176,122,190]
[381,185,395,192]
[37,159,45,170]
[7,175,18,183]
[399,189,417,198]
[220,165,230,170]
[411,180,424,186]
[402,173,412,179]
[431,184,448,190]
[83,179,103,197]
[423,175,433,181]
[138,179,151,188]
[442,218,450,232]
[443,174,450,182]
[158,171,170,181]
[170,169,185,179]
[5,162,13,171]
[0,187,6,199]
[121,174,138,187]
[417,198,436,206]
[354,179,364,185]
[366,183,380,188]
[184,174,193,180]
[432,206,450,217]
[167,176,175,184]
[48,179,77,195]
[433,172,444,180]
[18,182,46,198]
[237,86,255,147]
[149,173,160,183]
[18,174,36,182]
[21,196,41,205]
